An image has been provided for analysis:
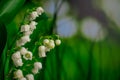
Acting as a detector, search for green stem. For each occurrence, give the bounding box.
[4,51,11,80]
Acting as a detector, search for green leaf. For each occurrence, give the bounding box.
[0,0,26,24]
[0,23,7,55]
[0,22,7,80]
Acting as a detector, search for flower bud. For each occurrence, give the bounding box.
[55,39,61,45]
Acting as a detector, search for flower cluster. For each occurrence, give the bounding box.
[10,6,61,80]
[32,62,42,74]
[11,7,44,80]
[14,70,34,80]
[20,47,32,60]
[38,39,61,58]
[29,7,44,21]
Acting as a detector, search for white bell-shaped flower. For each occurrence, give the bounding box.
[55,39,61,45]
[14,69,24,79]
[20,35,31,45]
[13,59,23,67]
[23,51,32,60]
[48,40,55,49]
[12,51,21,60]
[21,35,31,43]
[34,62,42,70]
[24,30,33,36]
[26,74,34,80]
[16,35,31,47]
[20,47,28,55]
[20,25,30,32]
[29,11,39,20]
[39,51,46,58]
[38,45,46,57]
[36,7,44,15]
[29,21,37,30]
[38,45,46,52]
[43,39,49,46]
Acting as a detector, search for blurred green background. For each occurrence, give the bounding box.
[1,0,120,80]
[42,0,120,80]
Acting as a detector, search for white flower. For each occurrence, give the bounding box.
[36,7,44,15]
[21,35,31,43]
[14,69,23,79]
[48,40,55,49]
[20,25,30,32]
[34,62,42,70]
[29,11,39,20]
[20,47,28,55]
[12,51,21,60]
[55,39,61,45]
[32,62,42,74]
[18,77,27,80]
[38,45,46,52]
[43,39,49,45]
[20,36,31,46]
[39,51,46,58]
[23,51,32,60]
[12,51,23,67]
[24,31,33,36]
[20,47,32,60]
[32,68,38,74]
[16,35,31,47]
[30,21,38,26]
[38,45,46,57]
[29,21,37,30]
[26,74,34,80]
[13,59,23,67]
[48,43,55,49]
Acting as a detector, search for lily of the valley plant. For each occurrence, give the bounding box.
[9,6,61,80]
